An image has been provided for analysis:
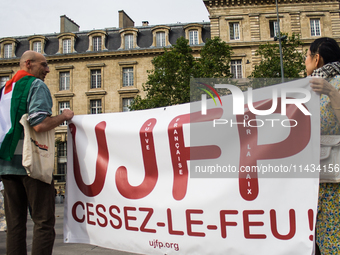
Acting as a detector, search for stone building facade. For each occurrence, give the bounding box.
[0,0,339,188]
[204,0,340,77]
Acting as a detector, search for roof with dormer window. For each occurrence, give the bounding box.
[2,22,210,58]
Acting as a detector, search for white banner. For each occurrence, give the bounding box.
[64,78,320,255]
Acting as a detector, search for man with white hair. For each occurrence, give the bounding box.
[0,51,74,254]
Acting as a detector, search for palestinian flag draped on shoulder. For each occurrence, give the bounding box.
[0,70,36,161]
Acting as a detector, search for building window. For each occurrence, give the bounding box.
[28,36,46,54]
[57,163,66,182]
[88,31,107,52]
[184,24,203,46]
[57,33,76,54]
[4,44,12,58]
[123,67,134,87]
[59,101,70,126]
[151,26,171,47]
[122,98,134,112]
[229,23,240,40]
[59,72,70,90]
[189,30,199,45]
[310,19,321,37]
[57,142,67,157]
[93,36,102,51]
[156,32,166,47]
[90,70,102,89]
[63,39,71,53]
[33,41,42,53]
[269,21,279,38]
[90,99,102,114]
[0,76,9,88]
[57,141,67,182]
[119,28,138,50]
[125,34,133,49]
[231,60,242,78]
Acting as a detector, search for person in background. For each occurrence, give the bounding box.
[306,37,340,255]
[58,186,62,196]
[0,51,74,254]
[0,177,5,232]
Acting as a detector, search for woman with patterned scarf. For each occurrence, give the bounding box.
[307,37,340,255]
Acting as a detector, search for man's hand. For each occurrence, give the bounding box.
[33,109,74,132]
[61,109,74,121]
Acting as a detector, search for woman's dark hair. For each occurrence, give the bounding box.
[310,37,340,64]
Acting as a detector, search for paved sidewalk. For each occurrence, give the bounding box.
[0,203,139,255]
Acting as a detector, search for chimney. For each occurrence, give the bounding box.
[142,21,149,27]
[60,15,79,33]
[118,10,134,28]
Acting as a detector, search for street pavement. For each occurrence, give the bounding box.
[0,202,140,255]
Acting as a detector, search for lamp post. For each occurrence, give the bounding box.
[275,0,284,83]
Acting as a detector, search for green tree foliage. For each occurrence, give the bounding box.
[196,37,232,78]
[130,37,233,110]
[249,33,305,82]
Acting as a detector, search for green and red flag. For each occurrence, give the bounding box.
[0,70,36,161]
